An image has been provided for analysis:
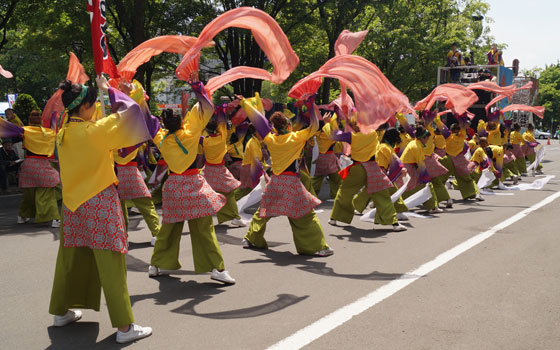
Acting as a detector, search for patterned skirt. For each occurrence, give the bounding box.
[522,143,535,156]
[403,163,420,190]
[314,152,341,176]
[63,185,128,254]
[259,174,321,219]
[239,164,253,189]
[361,161,394,194]
[424,153,449,178]
[116,165,151,200]
[503,152,516,165]
[19,157,60,188]
[228,160,242,180]
[450,154,476,177]
[162,173,226,224]
[512,143,525,159]
[435,148,447,158]
[202,164,241,194]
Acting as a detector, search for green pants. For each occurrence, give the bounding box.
[504,161,520,177]
[245,208,329,255]
[235,187,253,201]
[217,190,241,224]
[299,170,317,197]
[439,156,479,199]
[19,187,60,223]
[514,156,527,174]
[527,153,542,171]
[402,182,438,210]
[121,197,160,237]
[49,225,133,328]
[150,216,225,273]
[432,175,451,202]
[311,173,341,199]
[331,164,396,224]
[352,186,407,217]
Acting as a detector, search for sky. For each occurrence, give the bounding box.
[486,0,559,70]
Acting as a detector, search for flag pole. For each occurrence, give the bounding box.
[97,74,107,118]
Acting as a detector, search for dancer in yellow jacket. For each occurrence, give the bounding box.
[201,104,245,227]
[510,123,527,175]
[523,123,543,174]
[240,93,333,256]
[329,118,406,231]
[0,110,61,227]
[49,77,153,343]
[149,79,235,284]
[311,113,342,199]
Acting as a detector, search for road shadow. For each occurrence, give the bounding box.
[239,249,421,281]
[330,225,390,243]
[176,293,309,319]
[214,224,287,248]
[46,322,137,350]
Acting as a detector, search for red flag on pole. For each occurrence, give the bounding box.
[86,0,119,78]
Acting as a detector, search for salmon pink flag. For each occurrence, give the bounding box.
[289,55,413,133]
[500,104,545,119]
[0,65,13,78]
[482,82,533,114]
[414,84,478,117]
[41,52,90,127]
[117,35,214,81]
[176,7,299,89]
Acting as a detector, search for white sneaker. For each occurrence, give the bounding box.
[150,236,156,246]
[17,216,29,224]
[51,220,60,228]
[328,219,337,226]
[148,265,161,277]
[315,247,334,257]
[475,194,485,201]
[230,218,247,227]
[396,212,409,221]
[446,199,454,208]
[393,223,407,232]
[241,238,252,249]
[513,176,519,185]
[53,310,82,327]
[428,207,444,214]
[211,269,236,284]
[446,181,453,190]
[536,169,544,175]
[116,323,152,344]
[498,182,507,190]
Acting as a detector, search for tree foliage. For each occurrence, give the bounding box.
[537,62,560,130]
[12,93,39,125]
[0,0,508,110]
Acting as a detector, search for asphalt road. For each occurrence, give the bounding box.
[1,142,559,350]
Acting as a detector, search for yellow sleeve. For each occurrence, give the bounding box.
[375,144,392,169]
[523,131,536,143]
[23,126,55,156]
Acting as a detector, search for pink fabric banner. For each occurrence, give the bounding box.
[176,7,299,90]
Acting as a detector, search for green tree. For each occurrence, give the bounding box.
[537,62,560,131]
[12,93,39,125]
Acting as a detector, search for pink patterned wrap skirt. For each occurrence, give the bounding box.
[511,143,525,159]
[228,160,242,180]
[522,143,535,156]
[503,152,516,165]
[19,157,60,188]
[403,163,420,190]
[424,153,449,178]
[116,164,151,200]
[202,163,241,194]
[435,148,447,158]
[259,173,321,219]
[314,152,340,176]
[361,161,394,194]
[162,172,226,224]
[450,154,476,177]
[63,185,128,254]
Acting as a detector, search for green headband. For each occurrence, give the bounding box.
[418,129,430,139]
[67,84,88,111]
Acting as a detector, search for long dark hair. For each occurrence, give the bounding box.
[59,80,97,116]
[381,127,400,147]
[161,108,182,133]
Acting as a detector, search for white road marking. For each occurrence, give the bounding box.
[267,190,560,350]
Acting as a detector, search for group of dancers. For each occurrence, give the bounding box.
[0,72,546,343]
